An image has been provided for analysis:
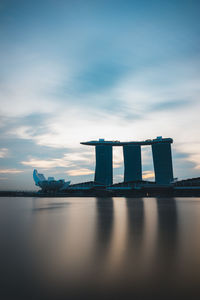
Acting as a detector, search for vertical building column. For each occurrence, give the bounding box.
[152,143,173,184]
[123,145,142,182]
[95,145,113,186]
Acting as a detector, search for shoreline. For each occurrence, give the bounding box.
[1,187,200,197]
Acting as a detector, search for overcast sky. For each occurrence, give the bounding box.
[0,0,200,190]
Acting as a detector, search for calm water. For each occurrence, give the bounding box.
[0,197,200,299]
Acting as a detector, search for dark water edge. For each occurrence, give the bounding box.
[1,187,200,197]
[1,197,200,299]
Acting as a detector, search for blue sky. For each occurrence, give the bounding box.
[0,0,200,190]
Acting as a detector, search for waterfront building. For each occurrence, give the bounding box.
[95,144,113,186]
[152,142,173,184]
[123,145,142,182]
[33,169,70,191]
[81,136,174,186]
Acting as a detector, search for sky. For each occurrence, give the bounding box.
[0,0,200,190]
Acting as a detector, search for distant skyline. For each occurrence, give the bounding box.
[0,0,200,190]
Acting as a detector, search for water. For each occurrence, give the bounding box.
[0,197,200,299]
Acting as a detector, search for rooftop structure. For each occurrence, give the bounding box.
[81,136,173,146]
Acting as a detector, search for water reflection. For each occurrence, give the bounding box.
[94,197,180,296]
[96,197,114,246]
[155,198,178,270]
[149,198,178,293]
[1,197,200,299]
[123,198,146,286]
[126,197,144,250]
[32,203,70,212]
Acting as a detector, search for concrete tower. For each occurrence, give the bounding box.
[152,142,173,184]
[123,145,142,182]
[95,145,113,185]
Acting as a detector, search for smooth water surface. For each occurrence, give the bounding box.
[0,197,200,299]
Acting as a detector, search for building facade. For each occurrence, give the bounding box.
[123,145,142,182]
[95,145,113,185]
[152,142,173,184]
[81,137,174,186]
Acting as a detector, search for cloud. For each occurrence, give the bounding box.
[150,99,191,112]
[0,148,8,158]
[115,174,123,180]
[113,162,122,168]
[63,152,94,163]
[21,157,74,169]
[142,171,155,180]
[4,57,200,152]
[66,168,94,176]
[0,58,63,118]
[186,153,200,171]
[113,147,123,168]
[0,169,24,174]
[21,151,94,169]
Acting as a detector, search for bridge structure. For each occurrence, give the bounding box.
[81,137,174,186]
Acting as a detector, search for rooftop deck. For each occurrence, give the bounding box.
[81,137,173,146]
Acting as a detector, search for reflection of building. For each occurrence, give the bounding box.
[154,198,178,284]
[81,136,174,186]
[96,197,114,245]
[33,169,70,192]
